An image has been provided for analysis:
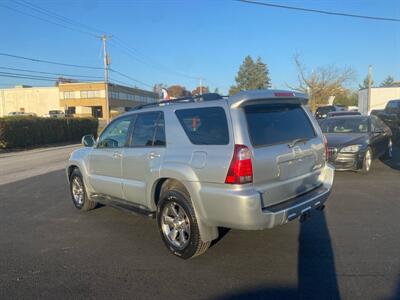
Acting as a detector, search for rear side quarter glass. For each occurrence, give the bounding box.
[244,103,316,147]
[130,111,165,147]
[175,107,229,145]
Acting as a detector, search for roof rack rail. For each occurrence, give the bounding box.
[130,93,226,111]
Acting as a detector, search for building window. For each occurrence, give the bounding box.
[66,107,76,115]
[81,90,101,98]
[109,91,119,99]
[63,91,75,99]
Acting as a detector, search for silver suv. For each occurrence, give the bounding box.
[66,90,334,259]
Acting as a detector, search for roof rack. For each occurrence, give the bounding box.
[130,93,226,111]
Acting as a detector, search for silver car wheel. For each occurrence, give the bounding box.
[72,177,84,206]
[388,139,393,158]
[365,149,372,172]
[161,202,191,250]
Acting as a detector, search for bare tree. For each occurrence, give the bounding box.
[289,54,355,111]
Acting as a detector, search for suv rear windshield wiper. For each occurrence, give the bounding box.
[288,138,309,148]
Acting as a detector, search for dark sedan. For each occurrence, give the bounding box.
[319,115,392,173]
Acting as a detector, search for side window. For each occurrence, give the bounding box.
[97,117,132,148]
[376,117,387,130]
[175,107,229,145]
[130,112,165,147]
[370,116,382,131]
[387,101,400,113]
[153,113,166,146]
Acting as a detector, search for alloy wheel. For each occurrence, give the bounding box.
[161,202,191,249]
[72,177,84,206]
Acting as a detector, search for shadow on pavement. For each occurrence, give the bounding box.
[388,275,400,300]
[216,210,340,300]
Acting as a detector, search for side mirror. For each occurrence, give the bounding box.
[82,135,95,147]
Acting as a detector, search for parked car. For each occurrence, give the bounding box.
[7,111,37,117]
[370,99,400,136]
[320,115,392,173]
[326,111,361,118]
[66,90,334,259]
[315,105,346,119]
[44,110,65,118]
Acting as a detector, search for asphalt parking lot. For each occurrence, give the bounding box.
[1,147,400,300]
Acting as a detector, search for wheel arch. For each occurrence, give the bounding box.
[151,177,218,242]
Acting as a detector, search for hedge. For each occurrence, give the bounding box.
[0,117,98,149]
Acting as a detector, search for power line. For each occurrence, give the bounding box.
[235,0,400,23]
[14,0,104,35]
[4,1,223,89]
[0,71,99,82]
[0,74,58,82]
[111,37,200,80]
[109,68,153,88]
[0,52,102,70]
[0,66,103,79]
[0,3,96,37]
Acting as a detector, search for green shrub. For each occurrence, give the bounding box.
[0,117,98,149]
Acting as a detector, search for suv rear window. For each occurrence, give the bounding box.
[245,103,316,147]
[175,107,229,145]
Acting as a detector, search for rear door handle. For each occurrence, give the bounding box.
[112,151,122,159]
[148,152,161,159]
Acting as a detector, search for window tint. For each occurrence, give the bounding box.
[131,112,164,147]
[387,101,400,112]
[98,117,132,148]
[153,113,166,146]
[375,117,387,129]
[245,103,316,147]
[370,116,379,132]
[320,117,369,134]
[316,106,334,114]
[175,107,229,145]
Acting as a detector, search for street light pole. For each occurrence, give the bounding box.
[367,65,372,114]
[98,34,112,123]
[199,77,203,95]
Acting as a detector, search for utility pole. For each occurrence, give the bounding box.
[199,77,203,95]
[367,65,372,114]
[98,34,112,123]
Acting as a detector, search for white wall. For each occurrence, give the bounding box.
[358,87,400,115]
[0,86,60,117]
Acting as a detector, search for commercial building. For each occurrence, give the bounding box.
[0,82,158,119]
[358,86,400,115]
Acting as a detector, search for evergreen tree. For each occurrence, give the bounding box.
[359,75,374,89]
[229,55,271,95]
[380,75,395,87]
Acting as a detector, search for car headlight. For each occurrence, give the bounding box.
[340,144,361,153]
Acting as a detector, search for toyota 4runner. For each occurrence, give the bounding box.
[66,90,334,259]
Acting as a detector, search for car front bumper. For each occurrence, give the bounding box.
[198,163,334,230]
[328,151,363,171]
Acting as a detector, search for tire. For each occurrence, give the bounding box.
[69,168,97,211]
[157,188,210,259]
[360,147,373,174]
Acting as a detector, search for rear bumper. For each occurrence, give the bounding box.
[199,163,334,230]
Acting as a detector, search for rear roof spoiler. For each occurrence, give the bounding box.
[228,89,308,108]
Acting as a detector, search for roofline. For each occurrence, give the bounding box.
[359,86,400,91]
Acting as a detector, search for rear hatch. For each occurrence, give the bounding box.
[241,100,325,208]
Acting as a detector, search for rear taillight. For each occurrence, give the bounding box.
[225,145,253,184]
[322,135,328,161]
